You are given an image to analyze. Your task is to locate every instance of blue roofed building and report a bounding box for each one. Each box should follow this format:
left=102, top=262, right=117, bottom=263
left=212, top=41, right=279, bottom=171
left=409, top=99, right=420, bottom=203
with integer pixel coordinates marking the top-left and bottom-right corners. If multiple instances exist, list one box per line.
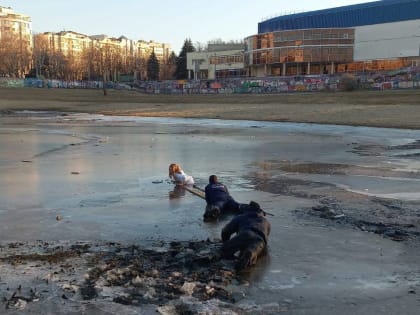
left=245, top=0, right=420, bottom=76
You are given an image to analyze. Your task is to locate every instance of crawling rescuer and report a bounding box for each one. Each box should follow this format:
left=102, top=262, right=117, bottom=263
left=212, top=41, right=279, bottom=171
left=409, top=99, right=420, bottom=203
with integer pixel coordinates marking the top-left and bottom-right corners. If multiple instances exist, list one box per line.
left=204, top=175, right=241, bottom=220
left=221, top=201, right=271, bottom=271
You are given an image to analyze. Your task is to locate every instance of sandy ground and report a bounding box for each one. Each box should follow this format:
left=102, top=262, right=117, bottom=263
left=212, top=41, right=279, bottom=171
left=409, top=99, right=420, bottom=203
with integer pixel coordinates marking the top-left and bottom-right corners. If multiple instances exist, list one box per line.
left=1, top=90, right=420, bottom=314
left=0, top=87, right=420, bottom=129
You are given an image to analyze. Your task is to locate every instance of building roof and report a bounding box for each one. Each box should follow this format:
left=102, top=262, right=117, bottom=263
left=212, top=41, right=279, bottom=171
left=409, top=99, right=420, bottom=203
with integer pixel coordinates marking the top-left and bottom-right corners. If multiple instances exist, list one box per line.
left=258, top=0, right=420, bottom=33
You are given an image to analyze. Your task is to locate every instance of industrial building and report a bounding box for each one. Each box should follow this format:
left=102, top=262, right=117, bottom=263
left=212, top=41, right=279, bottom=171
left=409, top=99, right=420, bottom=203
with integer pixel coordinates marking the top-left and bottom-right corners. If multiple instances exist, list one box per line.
left=245, top=0, right=420, bottom=76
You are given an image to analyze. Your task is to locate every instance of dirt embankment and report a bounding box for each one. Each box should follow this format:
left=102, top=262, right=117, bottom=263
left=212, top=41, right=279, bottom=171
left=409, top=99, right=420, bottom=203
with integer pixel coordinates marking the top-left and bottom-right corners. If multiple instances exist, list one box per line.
left=1, top=87, right=420, bottom=129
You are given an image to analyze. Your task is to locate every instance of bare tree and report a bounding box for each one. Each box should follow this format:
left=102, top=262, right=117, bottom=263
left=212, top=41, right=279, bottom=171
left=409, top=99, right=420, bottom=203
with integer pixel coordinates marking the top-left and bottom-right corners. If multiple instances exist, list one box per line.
left=160, top=51, right=177, bottom=80
left=47, top=52, right=68, bottom=79
left=101, top=43, right=122, bottom=81
left=0, top=33, right=31, bottom=77
left=195, top=41, right=207, bottom=52
left=80, top=46, right=95, bottom=80
left=33, top=34, right=50, bottom=78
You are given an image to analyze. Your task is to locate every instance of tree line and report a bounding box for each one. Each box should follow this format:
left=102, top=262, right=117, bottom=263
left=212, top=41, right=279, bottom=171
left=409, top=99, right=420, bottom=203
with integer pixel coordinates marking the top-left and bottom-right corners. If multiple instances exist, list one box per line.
left=0, top=37, right=196, bottom=81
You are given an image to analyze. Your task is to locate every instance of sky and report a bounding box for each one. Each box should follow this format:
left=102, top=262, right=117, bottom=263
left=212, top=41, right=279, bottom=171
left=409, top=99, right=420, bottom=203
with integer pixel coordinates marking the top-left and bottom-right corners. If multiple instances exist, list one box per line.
left=1, top=0, right=375, bottom=54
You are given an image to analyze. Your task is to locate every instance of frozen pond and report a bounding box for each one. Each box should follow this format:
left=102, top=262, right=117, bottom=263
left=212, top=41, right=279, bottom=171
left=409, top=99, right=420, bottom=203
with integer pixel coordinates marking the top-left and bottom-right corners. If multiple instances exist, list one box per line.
left=1, top=112, right=419, bottom=314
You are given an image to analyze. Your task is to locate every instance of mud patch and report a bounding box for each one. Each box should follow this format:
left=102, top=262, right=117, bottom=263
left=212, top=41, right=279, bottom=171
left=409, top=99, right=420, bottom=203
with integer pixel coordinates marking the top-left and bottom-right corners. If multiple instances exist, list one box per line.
left=0, top=240, right=263, bottom=314
left=248, top=166, right=420, bottom=242
left=79, top=195, right=123, bottom=207
left=0, top=243, right=90, bottom=265
left=254, top=160, right=420, bottom=179
left=394, top=152, right=420, bottom=158
left=303, top=200, right=420, bottom=242
left=251, top=175, right=333, bottom=199
left=350, top=139, right=420, bottom=157
left=349, top=143, right=389, bottom=156
left=81, top=240, right=237, bottom=305
left=390, top=140, right=420, bottom=151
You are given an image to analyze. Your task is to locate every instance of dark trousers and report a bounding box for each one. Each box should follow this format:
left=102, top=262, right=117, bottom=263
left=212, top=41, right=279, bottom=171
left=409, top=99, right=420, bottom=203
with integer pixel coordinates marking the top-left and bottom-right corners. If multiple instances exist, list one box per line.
left=221, top=230, right=266, bottom=267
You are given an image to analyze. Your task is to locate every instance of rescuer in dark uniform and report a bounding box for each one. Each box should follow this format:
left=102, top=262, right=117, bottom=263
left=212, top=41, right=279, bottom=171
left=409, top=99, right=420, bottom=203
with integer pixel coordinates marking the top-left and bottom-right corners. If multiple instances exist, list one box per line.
left=203, top=175, right=241, bottom=221
left=221, top=201, right=271, bottom=271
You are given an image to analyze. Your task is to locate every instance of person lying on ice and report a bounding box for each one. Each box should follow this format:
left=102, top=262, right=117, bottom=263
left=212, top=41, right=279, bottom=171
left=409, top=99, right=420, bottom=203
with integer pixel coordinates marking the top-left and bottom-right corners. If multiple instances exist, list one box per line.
left=221, top=201, right=271, bottom=271
left=203, top=175, right=241, bottom=221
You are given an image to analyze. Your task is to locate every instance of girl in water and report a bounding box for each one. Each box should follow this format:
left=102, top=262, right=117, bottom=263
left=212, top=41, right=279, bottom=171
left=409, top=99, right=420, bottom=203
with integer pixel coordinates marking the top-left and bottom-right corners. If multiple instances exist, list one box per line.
left=168, top=163, right=195, bottom=185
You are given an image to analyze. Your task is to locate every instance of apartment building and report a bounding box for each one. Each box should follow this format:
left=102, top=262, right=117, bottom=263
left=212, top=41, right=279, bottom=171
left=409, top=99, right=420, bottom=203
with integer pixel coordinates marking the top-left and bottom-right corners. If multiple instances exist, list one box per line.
left=32, top=31, right=173, bottom=80
left=0, top=6, right=32, bottom=76
left=137, top=40, right=171, bottom=63
left=36, top=32, right=170, bottom=63
left=0, top=6, right=32, bottom=45
left=36, top=31, right=91, bottom=57
left=1, top=5, right=174, bottom=80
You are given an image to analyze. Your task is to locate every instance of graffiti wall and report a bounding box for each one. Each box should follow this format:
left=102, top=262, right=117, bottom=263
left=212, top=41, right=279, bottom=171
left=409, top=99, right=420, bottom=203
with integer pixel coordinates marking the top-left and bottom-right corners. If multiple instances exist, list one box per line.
left=0, top=69, right=419, bottom=94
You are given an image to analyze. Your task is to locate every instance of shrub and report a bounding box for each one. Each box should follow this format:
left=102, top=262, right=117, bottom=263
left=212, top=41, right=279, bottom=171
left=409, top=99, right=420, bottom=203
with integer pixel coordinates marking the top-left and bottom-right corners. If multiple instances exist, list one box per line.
left=340, top=74, right=358, bottom=91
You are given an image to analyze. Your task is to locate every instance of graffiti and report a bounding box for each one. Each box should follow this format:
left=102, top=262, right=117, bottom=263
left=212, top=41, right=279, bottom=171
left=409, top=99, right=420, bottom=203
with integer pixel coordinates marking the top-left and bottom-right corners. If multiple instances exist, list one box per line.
left=0, top=69, right=419, bottom=94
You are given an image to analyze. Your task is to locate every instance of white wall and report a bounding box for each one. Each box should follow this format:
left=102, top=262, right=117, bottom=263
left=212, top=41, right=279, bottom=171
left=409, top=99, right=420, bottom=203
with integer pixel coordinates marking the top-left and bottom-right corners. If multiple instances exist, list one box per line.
left=187, top=50, right=244, bottom=79
left=354, top=19, right=420, bottom=61
left=187, top=52, right=212, bottom=70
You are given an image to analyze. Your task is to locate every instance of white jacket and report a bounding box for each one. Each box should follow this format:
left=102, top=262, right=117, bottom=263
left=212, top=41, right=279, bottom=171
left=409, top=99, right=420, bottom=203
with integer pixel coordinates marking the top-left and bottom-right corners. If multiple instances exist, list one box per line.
left=173, top=171, right=194, bottom=185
